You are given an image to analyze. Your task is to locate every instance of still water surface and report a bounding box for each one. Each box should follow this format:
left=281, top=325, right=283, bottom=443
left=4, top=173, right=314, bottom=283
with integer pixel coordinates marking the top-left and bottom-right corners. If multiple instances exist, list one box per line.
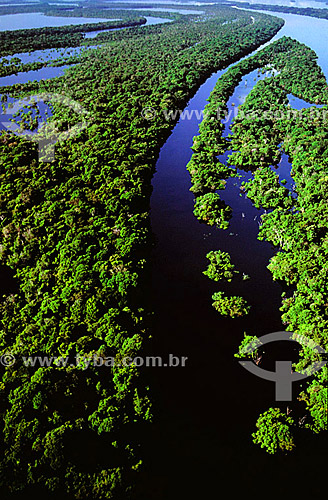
left=0, top=12, right=112, bottom=31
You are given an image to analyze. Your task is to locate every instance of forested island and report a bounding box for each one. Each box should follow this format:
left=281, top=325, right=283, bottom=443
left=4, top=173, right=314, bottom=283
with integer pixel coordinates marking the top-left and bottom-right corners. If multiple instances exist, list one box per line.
left=0, top=19, right=148, bottom=58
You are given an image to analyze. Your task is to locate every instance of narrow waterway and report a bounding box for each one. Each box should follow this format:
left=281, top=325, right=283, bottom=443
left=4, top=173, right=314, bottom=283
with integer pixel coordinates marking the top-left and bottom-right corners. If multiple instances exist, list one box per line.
left=148, top=10, right=328, bottom=499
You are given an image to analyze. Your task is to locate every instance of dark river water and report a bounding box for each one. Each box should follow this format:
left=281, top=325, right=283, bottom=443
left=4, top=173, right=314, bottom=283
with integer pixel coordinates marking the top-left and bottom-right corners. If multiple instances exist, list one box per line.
left=148, top=10, right=328, bottom=499
left=0, top=7, right=327, bottom=498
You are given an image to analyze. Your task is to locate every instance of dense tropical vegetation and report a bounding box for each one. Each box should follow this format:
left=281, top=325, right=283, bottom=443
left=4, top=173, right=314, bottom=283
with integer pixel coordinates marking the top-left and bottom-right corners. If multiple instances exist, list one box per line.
left=0, top=6, right=285, bottom=498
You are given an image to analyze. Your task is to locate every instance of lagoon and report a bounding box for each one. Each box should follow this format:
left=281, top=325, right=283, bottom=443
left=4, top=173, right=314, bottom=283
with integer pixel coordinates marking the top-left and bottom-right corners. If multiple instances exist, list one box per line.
left=0, top=12, right=110, bottom=31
